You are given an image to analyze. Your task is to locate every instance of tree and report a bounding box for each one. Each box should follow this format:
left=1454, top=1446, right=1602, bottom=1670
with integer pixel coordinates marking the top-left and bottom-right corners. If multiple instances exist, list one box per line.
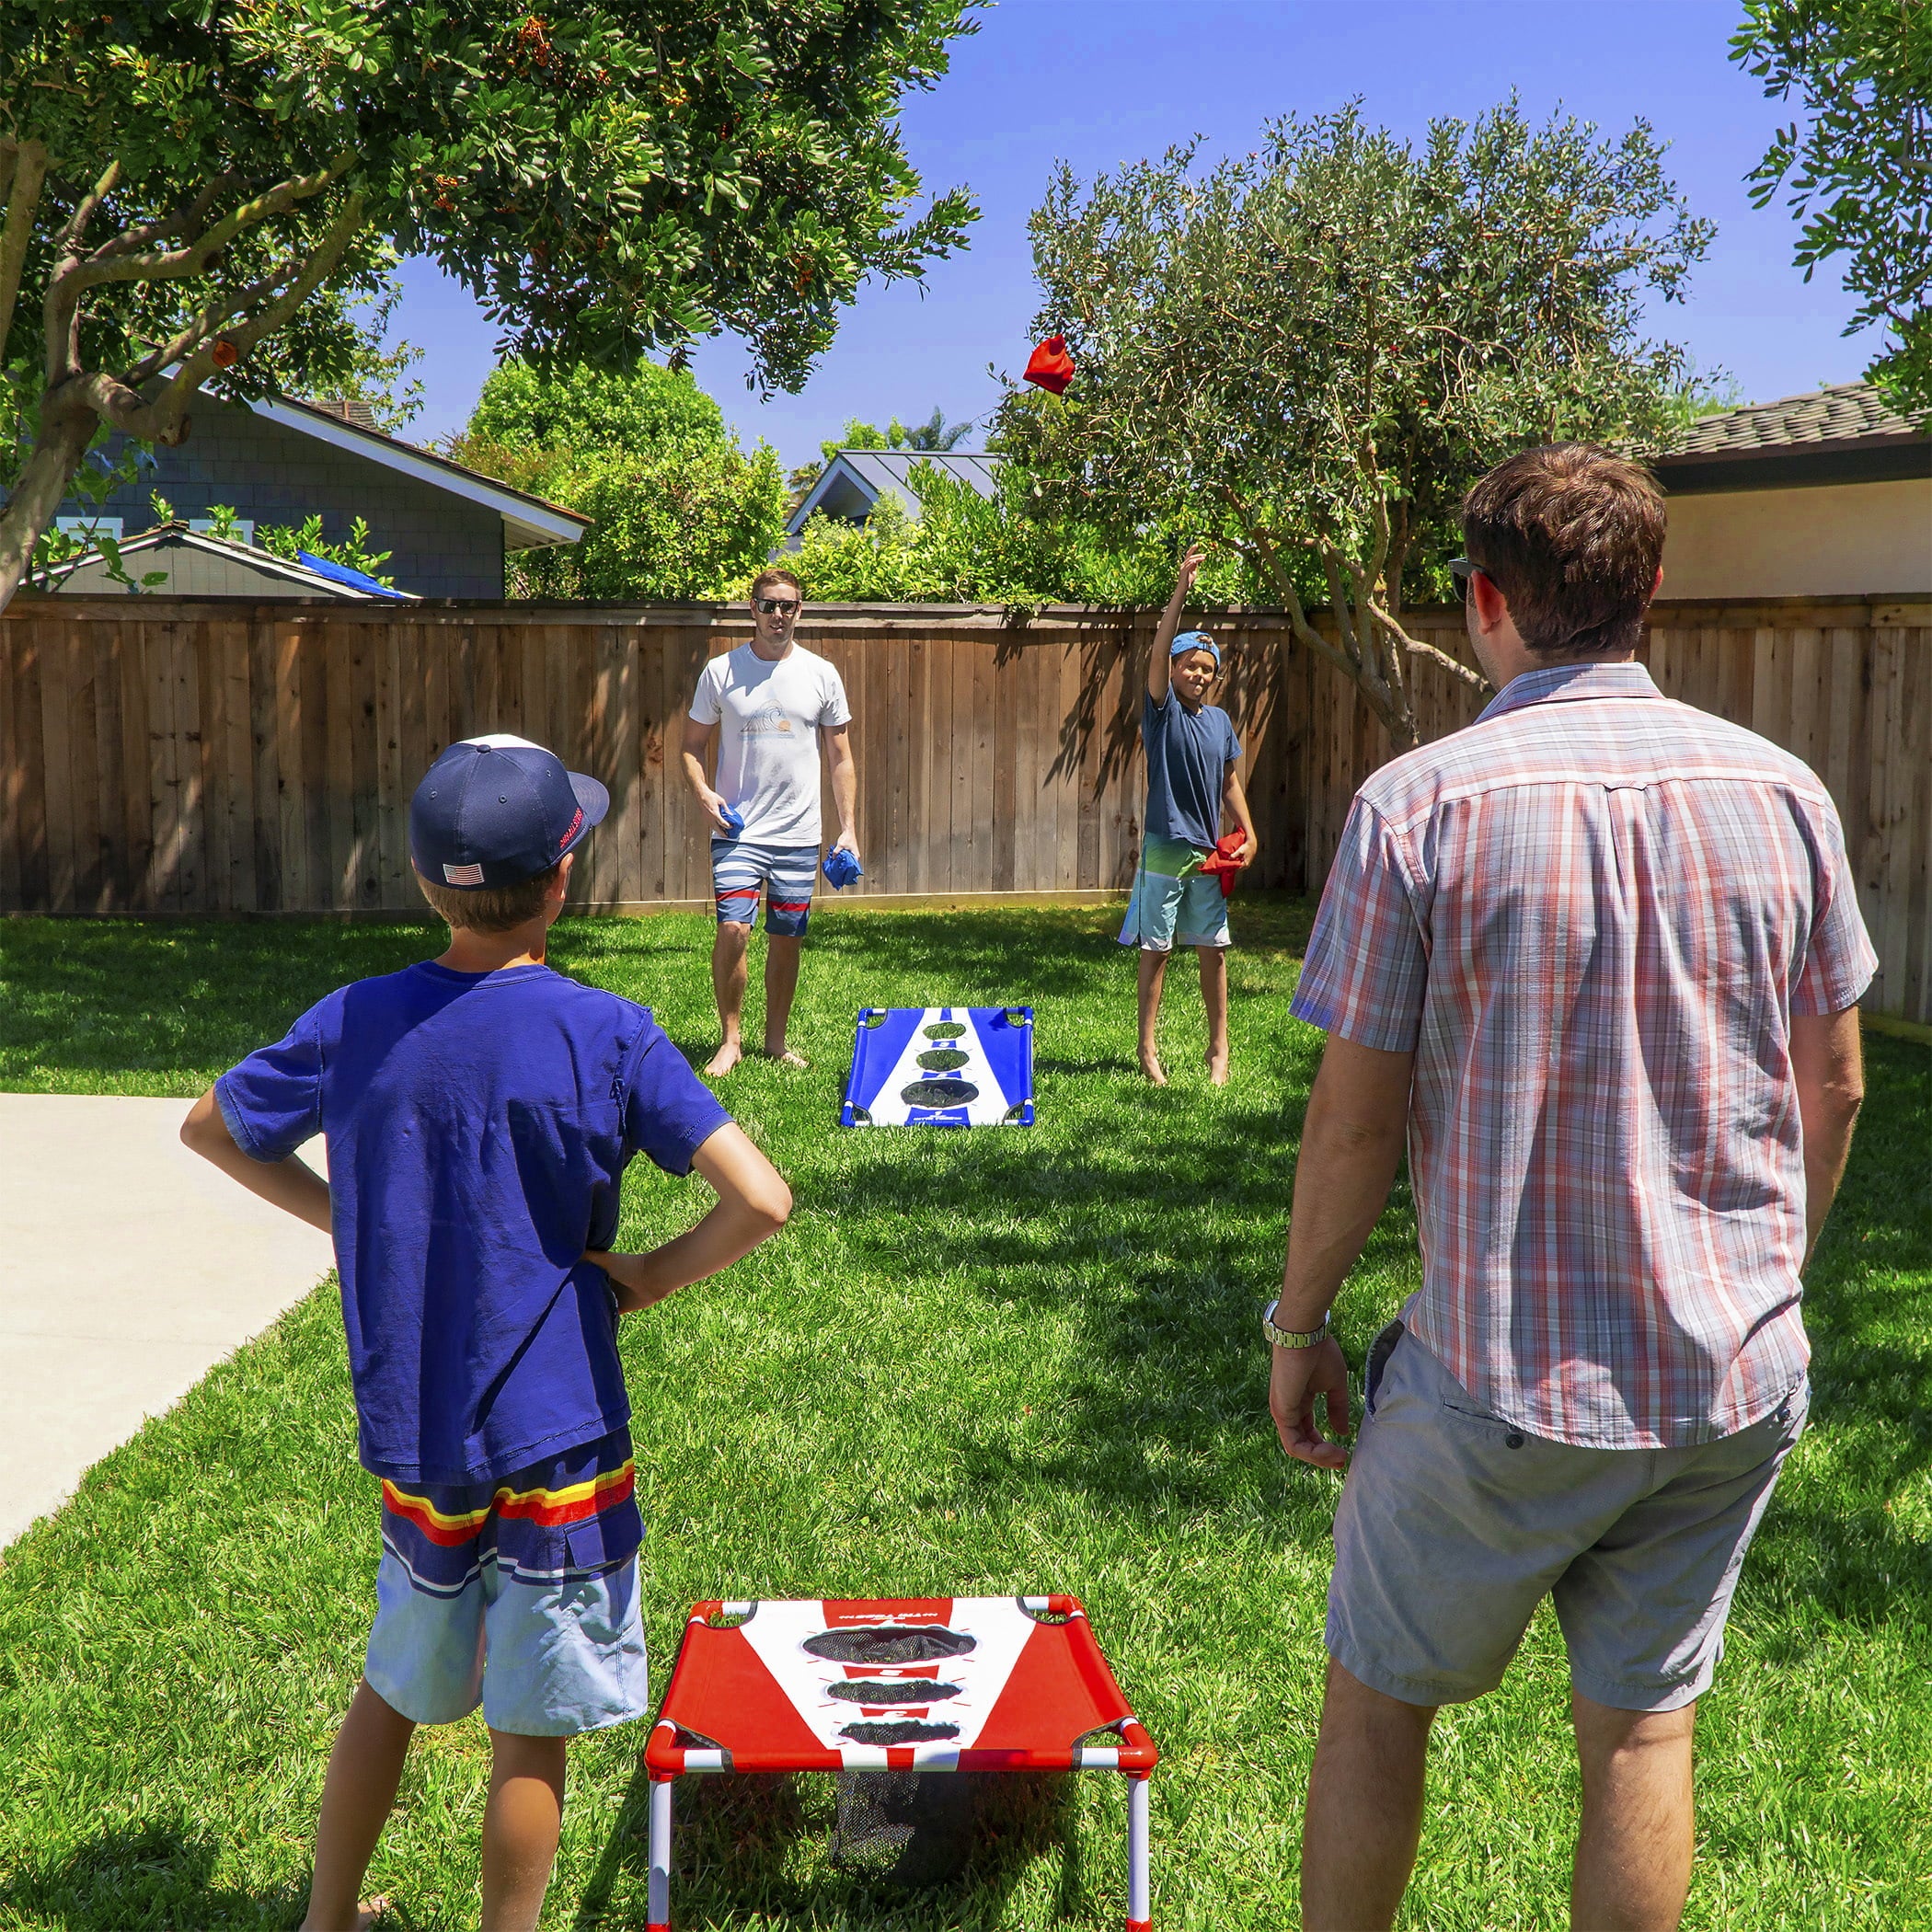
left=788, top=459, right=1257, bottom=604
left=0, top=0, right=981, bottom=612
left=1732, top=0, right=1932, bottom=420
left=449, top=356, right=787, bottom=599
left=995, top=100, right=1713, bottom=750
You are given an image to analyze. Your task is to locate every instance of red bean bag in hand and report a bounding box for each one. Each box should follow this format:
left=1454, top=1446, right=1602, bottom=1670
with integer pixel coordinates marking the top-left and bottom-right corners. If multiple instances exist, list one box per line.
left=1023, top=334, right=1075, bottom=396
left=1200, top=833, right=1248, bottom=897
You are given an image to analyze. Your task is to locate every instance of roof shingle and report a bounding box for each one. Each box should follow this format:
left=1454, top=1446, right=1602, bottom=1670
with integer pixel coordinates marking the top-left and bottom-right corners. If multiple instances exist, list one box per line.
left=1665, top=381, right=1918, bottom=455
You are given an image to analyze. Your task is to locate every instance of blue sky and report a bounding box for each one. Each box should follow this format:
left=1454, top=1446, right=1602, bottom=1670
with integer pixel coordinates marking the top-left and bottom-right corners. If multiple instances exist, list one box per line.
left=391, top=0, right=1880, bottom=465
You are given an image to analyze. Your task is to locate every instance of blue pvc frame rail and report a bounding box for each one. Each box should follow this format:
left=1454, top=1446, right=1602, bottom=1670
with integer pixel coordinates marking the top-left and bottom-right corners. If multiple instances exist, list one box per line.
left=840, top=1006, right=1035, bottom=1127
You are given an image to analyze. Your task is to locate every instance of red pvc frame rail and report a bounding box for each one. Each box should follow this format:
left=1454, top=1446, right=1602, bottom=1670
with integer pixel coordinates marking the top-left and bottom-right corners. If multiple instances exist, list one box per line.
left=641, top=1593, right=1156, bottom=1929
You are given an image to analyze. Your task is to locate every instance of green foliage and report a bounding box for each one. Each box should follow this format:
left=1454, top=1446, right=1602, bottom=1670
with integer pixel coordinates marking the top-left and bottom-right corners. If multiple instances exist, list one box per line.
left=788, top=460, right=1258, bottom=605
left=995, top=98, right=1713, bottom=746
left=508, top=441, right=788, bottom=602
left=146, top=493, right=397, bottom=587
left=450, top=355, right=786, bottom=600
left=1732, top=0, right=1932, bottom=421
left=21, top=438, right=159, bottom=590
left=466, top=357, right=726, bottom=457
left=0, top=0, right=983, bottom=606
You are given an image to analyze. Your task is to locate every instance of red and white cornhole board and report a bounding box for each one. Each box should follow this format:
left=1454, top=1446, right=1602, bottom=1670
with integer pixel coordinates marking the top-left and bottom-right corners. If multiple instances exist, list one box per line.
left=644, top=1593, right=1158, bottom=1929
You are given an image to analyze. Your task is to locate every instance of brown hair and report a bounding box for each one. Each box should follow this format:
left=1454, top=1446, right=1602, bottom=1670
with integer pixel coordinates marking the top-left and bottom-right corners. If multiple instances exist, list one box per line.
left=414, top=861, right=562, bottom=933
left=1461, top=445, right=1665, bottom=657
left=751, top=564, right=801, bottom=599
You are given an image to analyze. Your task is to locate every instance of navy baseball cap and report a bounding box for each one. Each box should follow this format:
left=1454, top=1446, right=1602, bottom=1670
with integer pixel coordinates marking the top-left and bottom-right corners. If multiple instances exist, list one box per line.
left=409, top=734, right=608, bottom=890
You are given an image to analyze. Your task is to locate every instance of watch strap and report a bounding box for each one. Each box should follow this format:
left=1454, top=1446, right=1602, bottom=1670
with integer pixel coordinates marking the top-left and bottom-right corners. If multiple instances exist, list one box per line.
left=1263, top=1297, right=1330, bottom=1350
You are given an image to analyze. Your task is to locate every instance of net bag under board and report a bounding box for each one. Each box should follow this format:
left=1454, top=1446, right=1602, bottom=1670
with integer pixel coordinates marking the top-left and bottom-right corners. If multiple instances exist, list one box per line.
left=841, top=1006, right=1035, bottom=1127
left=643, top=1594, right=1157, bottom=1929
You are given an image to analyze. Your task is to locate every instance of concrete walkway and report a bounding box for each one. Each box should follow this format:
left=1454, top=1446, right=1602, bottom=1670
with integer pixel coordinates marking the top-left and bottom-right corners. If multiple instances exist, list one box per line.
left=0, top=1094, right=331, bottom=1549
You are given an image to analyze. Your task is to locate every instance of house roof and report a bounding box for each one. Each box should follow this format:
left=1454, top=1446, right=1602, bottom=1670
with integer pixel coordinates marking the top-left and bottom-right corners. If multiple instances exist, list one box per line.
left=1653, top=382, right=1929, bottom=493
left=44, top=522, right=422, bottom=601
left=257, top=396, right=592, bottom=550
left=786, top=449, right=1006, bottom=537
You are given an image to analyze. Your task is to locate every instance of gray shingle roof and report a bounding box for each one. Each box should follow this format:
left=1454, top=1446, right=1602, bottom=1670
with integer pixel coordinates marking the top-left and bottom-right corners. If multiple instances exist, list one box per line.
left=786, top=449, right=1006, bottom=537
left=1666, top=381, right=1917, bottom=455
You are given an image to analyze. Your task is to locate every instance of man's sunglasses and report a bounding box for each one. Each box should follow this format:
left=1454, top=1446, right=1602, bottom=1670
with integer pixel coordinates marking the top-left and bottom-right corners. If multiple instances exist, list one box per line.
left=1448, top=557, right=1484, bottom=599
left=753, top=595, right=799, bottom=615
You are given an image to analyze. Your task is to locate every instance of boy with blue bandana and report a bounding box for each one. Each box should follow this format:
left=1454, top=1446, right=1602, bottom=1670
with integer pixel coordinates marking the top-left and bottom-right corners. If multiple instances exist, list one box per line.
left=1120, top=546, right=1257, bottom=1086
left=181, top=734, right=791, bottom=1932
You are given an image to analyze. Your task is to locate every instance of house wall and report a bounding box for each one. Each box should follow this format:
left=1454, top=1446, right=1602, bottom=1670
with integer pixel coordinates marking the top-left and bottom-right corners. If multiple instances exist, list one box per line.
left=53, top=402, right=506, bottom=597
left=1662, top=477, right=1932, bottom=599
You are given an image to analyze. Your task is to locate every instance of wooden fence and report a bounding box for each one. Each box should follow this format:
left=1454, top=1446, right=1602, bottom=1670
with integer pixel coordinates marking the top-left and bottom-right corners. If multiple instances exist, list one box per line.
left=3, top=592, right=1927, bottom=1023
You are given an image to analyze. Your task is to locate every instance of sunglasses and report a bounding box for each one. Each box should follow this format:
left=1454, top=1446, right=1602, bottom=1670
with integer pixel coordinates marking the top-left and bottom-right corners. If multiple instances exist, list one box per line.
left=1448, top=557, right=1484, bottom=599
left=753, top=596, right=799, bottom=615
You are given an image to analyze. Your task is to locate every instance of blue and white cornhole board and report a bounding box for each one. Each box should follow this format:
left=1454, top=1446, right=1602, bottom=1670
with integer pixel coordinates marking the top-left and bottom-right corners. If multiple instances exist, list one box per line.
left=841, top=1006, right=1035, bottom=1127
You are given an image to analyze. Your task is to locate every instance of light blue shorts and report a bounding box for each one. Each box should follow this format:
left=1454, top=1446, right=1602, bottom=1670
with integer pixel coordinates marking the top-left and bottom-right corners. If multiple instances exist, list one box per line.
left=365, top=1430, right=650, bottom=1737
left=712, top=837, right=817, bottom=937
left=1117, top=834, right=1231, bottom=952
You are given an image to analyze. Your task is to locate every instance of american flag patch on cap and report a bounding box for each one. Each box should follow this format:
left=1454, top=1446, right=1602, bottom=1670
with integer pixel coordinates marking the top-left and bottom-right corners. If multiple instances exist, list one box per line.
left=443, top=861, right=485, bottom=885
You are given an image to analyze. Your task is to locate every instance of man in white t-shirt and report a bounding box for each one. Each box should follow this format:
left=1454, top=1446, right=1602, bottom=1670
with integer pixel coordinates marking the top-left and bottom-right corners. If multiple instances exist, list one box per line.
left=682, top=565, right=857, bottom=1076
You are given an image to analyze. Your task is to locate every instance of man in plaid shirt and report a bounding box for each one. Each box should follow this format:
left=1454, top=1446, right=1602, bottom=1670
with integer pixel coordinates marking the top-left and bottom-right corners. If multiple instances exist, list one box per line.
left=1269, top=446, right=1873, bottom=1932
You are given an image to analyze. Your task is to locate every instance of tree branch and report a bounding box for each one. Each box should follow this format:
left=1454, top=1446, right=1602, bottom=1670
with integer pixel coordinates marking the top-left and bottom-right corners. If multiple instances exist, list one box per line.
left=81, top=192, right=367, bottom=440
left=0, top=138, right=47, bottom=363
left=61, top=155, right=352, bottom=296
left=1368, top=599, right=1491, bottom=690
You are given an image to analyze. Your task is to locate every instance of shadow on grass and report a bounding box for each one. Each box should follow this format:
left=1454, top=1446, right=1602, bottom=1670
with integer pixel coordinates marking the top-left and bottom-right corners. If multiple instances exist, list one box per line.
left=572, top=1761, right=1085, bottom=1930
left=0, top=1819, right=305, bottom=1931
left=1745, top=1034, right=1932, bottom=1635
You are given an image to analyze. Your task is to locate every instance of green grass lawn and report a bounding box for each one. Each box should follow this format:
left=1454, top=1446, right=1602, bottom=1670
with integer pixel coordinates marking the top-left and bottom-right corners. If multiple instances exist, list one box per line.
left=0, top=903, right=1927, bottom=1930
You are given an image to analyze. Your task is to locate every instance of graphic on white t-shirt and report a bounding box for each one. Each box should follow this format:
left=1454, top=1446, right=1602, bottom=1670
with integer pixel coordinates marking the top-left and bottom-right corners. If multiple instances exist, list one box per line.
left=689, top=643, right=850, bottom=846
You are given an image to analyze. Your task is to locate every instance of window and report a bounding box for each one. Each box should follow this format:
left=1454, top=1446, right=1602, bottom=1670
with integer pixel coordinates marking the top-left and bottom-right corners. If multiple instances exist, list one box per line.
left=56, top=516, right=121, bottom=543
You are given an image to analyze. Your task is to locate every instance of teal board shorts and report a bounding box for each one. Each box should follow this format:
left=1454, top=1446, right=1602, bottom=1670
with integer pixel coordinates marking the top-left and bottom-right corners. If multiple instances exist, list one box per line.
left=1118, top=834, right=1231, bottom=952
left=365, top=1428, right=650, bottom=1737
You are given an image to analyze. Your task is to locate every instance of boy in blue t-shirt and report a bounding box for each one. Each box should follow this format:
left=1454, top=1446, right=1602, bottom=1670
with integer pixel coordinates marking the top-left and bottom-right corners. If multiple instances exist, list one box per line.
left=182, top=733, right=790, bottom=1932
left=1119, top=545, right=1257, bottom=1087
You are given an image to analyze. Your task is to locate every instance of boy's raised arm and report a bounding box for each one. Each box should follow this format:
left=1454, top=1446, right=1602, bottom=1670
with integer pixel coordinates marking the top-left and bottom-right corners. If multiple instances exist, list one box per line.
left=585, top=1121, right=791, bottom=1314
left=180, top=1086, right=333, bottom=1235
left=1148, top=545, right=1205, bottom=704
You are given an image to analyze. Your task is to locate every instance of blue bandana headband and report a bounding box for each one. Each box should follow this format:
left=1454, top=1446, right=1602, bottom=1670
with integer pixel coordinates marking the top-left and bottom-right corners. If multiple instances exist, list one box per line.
left=1170, top=631, right=1220, bottom=669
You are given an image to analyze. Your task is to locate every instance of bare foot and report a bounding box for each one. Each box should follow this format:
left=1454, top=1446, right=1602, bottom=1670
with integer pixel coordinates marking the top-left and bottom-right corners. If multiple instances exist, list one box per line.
left=1139, top=1051, right=1167, bottom=1087
left=1207, top=1053, right=1231, bottom=1087
left=763, top=1046, right=809, bottom=1070
left=703, top=1040, right=743, bottom=1077
left=303, top=1899, right=390, bottom=1932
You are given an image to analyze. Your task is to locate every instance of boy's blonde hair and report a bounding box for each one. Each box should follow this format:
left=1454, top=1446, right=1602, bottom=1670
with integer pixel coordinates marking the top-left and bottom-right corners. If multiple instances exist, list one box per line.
left=414, top=861, right=563, bottom=933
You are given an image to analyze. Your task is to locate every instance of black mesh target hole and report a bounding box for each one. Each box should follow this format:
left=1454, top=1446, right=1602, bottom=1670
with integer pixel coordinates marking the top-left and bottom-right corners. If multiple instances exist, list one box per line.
left=899, top=1078, right=978, bottom=1107
left=916, top=1048, right=970, bottom=1072
left=825, top=1679, right=962, bottom=1705
left=803, top=1626, right=977, bottom=1665
left=922, top=1021, right=967, bottom=1040
left=840, top=1719, right=960, bottom=1746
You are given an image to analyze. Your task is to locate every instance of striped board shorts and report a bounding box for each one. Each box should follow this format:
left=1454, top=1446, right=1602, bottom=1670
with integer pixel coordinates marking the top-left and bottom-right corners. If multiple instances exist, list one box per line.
left=365, top=1427, right=650, bottom=1737
left=711, top=837, right=818, bottom=937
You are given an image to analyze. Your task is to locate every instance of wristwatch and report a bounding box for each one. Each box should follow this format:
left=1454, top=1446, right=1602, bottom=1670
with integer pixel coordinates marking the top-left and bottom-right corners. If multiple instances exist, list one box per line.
left=1263, top=1297, right=1330, bottom=1350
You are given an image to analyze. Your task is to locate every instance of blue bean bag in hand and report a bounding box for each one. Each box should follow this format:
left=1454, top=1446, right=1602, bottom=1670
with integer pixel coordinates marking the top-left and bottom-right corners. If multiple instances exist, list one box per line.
left=822, top=846, right=863, bottom=890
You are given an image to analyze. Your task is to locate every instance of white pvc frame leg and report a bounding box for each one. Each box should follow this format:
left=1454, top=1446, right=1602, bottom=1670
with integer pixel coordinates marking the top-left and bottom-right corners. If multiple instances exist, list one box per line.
left=1126, top=1772, right=1151, bottom=1930
left=647, top=1776, right=674, bottom=1932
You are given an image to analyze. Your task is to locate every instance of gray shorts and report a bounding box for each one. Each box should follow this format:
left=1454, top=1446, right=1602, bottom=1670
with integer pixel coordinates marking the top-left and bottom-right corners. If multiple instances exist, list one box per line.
left=1328, top=1323, right=1807, bottom=1712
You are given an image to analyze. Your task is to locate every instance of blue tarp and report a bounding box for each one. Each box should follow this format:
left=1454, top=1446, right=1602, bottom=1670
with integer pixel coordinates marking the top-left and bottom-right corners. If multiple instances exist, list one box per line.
left=295, top=550, right=408, bottom=599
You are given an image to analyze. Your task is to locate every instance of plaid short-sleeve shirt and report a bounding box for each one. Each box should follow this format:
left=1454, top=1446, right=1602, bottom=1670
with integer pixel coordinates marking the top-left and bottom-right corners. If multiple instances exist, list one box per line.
left=1291, top=661, right=1876, bottom=1448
